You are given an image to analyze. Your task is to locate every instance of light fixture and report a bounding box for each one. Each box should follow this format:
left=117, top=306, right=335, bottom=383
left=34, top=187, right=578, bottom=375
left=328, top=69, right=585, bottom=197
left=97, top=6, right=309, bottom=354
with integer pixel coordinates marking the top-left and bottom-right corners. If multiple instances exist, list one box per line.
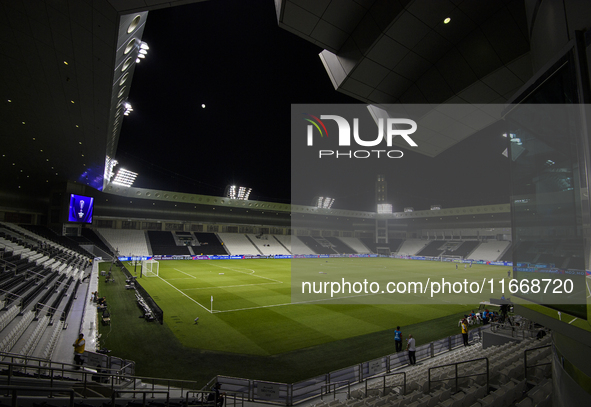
left=444, top=17, right=451, bottom=24
left=225, top=185, right=252, bottom=200
left=377, top=203, right=392, bottom=214
left=112, top=168, right=138, bottom=187
left=123, top=102, right=133, bottom=116
left=313, top=196, right=335, bottom=209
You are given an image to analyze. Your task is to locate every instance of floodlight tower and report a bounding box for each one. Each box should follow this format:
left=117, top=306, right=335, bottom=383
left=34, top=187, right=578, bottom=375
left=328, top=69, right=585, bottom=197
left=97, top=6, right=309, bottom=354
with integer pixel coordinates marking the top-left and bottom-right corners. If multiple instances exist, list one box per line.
left=375, top=174, right=391, bottom=250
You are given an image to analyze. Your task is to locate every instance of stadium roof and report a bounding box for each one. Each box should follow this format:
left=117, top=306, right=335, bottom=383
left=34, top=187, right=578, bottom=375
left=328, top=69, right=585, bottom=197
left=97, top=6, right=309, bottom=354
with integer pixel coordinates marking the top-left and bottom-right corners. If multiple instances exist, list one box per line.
left=0, top=0, right=517, bottom=210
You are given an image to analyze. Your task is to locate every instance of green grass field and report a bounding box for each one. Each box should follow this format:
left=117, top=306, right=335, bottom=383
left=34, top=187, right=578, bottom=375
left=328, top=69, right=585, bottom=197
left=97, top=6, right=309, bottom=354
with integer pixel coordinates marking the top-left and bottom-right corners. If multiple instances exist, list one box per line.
left=97, top=258, right=507, bottom=383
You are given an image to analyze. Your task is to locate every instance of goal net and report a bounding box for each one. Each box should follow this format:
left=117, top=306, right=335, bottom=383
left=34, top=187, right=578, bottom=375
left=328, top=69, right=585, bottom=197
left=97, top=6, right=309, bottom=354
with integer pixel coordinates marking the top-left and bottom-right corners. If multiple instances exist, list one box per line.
left=142, top=259, right=159, bottom=277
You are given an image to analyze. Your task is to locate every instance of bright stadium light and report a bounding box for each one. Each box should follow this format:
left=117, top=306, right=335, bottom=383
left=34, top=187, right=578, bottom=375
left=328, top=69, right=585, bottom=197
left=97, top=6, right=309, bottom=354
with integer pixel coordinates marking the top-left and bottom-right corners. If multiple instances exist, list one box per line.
left=431, top=205, right=442, bottom=210
left=225, top=185, right=252, bottom=200
left=313, top=196, right=335, bottom=209
left=123, top=102, right=133, bottom=116
left=112, top=168, right=138, bottom=187
left=404, top=207, right=414, bottom=213
left=377, top=203, right=392, bottom=214
left=105, top=157, right=118, bottom=183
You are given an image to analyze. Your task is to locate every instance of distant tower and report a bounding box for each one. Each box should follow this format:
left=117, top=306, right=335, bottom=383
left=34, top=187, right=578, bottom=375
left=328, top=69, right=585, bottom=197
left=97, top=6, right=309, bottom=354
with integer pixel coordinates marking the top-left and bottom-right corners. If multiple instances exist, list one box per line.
left=375, top=174, right=389, bottom=247
left=376, top=174, right=387, bottom=206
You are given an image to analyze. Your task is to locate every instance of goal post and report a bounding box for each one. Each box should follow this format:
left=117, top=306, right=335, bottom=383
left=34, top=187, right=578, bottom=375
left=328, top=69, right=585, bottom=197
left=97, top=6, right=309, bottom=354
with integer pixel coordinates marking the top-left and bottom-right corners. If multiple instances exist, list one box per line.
left=142, top=259, right=159, bottom=277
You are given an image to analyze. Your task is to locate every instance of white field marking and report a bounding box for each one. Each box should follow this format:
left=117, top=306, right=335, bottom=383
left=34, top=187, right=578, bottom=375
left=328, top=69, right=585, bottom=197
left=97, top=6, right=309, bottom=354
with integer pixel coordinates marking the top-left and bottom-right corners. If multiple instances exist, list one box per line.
left=164, top=278, right=199, bottom=281
left=587, top=278, right=591, bottom=297
left=210, top=264, right=283, bottom=283
left=183, top=282, right=282, bottom=291
left=211, top=291, right=383, bottom=314
left=174, top=268, right=196, bottom=279
left=156, top=276, right=211, bottom=313
left=568, top=318, right=578, bottom=325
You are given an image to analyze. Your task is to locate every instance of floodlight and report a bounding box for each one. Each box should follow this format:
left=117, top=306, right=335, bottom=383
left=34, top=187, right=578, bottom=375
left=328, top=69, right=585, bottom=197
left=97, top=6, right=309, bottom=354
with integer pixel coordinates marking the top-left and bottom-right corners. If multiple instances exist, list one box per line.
left=104, top=157, right=118, bottom=182
left=430, top=205, right=442, bottom=210
left=377, top=203, right=392, bottom=214
left=140, top=42, right=149, bottom=50
left=312, top=196, right=335, bottom=209
left=404, top=207, right=414, bottom=213
left=123, top=102, right=133, bottom=116
left=112, top=168, right=138, bottom=187
left=225, top=185, right=252, bottom=200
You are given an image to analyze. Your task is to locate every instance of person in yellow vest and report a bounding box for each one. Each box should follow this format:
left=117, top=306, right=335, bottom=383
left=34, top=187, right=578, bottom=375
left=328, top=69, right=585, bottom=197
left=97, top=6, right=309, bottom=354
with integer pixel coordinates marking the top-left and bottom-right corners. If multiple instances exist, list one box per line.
left=461, top=318, right=469, bottom=347
left=73, top=333, right=85, bottom=369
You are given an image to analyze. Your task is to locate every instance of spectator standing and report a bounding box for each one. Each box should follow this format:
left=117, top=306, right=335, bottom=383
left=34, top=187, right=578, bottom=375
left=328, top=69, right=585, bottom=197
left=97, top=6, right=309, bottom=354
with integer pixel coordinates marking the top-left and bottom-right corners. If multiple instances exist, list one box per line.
left=394, top=326, right=402, bottom=352
left=406, top=334, right=416, bottom=365
left=73, top=333, right=85, bottom=369
left=461, top=318, right=469, bottom=346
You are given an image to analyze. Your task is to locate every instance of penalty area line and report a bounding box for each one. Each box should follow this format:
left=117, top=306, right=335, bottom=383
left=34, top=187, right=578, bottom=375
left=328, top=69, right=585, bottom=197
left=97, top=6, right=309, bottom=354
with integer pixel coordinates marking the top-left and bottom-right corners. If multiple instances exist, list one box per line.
left=183, top=282, right=283, bottom=291
left=211, top=291, right=382, bottom=314
left=210, top=264, right=283, bottom=284
left=174, top=268, right=196, bottom=279
left=156, top=276, right=211, bottom=313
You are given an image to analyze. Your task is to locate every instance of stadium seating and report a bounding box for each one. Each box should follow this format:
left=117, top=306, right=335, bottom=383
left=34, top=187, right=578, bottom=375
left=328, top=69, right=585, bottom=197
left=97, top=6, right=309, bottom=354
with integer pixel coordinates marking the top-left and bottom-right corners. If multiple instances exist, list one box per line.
left=296, top=236, right=338, bottom=255
left=246, top=234, right=291, bottom=255
left=218, top=233, right=261, bottom=255
left=446, top=241, right=480, bottom=258
left=416, top=241, right=448, bottom=257
left=97, top=228, right=150, bottom=257
left=397, top=240, right=429, bottom=256
left=324, top=237, right=355, bottom=254
left=147, top=231, right=191, bottom=255
left=339, top=237, right=371, bottom=254
left=193, top=233, right=228, bottom=255
left=469, top=240, right=511, bottom=262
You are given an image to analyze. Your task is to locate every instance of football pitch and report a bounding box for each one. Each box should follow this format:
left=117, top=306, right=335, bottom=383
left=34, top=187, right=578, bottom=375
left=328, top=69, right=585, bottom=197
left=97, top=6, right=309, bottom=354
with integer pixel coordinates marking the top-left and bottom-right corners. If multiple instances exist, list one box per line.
left=133, top=258, right=508, bottom=356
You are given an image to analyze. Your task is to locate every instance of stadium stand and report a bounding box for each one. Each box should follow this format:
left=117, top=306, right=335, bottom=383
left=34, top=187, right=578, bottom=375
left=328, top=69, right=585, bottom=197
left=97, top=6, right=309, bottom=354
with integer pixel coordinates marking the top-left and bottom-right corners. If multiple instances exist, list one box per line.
left=416, top=241, right=448, bottom=257
left=469, top=240, right=511, bottom=262
left=247, top=234, right=291, bottom=255
left=339, top=237, right=371, bottom=254
left=81, top=228, right=115, bottom=258
left=147, top=231, right=191, bottom=255
left=396, top=240, right=429, bottom=256
left=97, top=228, right=150, bottom=257
left=324, top=237, right=355, bottom=254
left=273, top=235, right=292, bottom=253
left=296, top=236, right=338, bottom=255
left=217, top=233, right=261, bottom=255
left=446, top=240, right=480, bottom=259
left=193, top=233, right=228, bottom=255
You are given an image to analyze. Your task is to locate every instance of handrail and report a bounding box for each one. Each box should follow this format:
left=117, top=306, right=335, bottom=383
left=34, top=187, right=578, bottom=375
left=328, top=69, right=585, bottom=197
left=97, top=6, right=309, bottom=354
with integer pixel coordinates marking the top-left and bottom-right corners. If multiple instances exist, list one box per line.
left=113, top=390, right=170, bottom=407
left=524, top=344, right=551, bottom=381
left=186, top=390, right=246, bottom=407
left=0, top=385, right=75, bottom=407
left=0, top=358, right=202, bottom=400
left=428, top=357, right=489, bottom=393
left=319, top=380, right=350, bottom=400
left=363, top=371, right=406, bottom=397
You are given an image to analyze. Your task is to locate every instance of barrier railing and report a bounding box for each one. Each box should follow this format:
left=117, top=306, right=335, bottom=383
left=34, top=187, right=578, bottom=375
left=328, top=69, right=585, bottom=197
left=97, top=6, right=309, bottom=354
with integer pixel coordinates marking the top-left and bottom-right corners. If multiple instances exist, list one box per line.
left=0, top=358, right=202, bottom=401
left=427, top=357, right=489, bottom=393
left=185, top=390, right=246, bottom=407
left=214, top=326, right=488, bottom=405
left=319, top=380, right=351, bottom=401
left=0, top=385, right=75, bottom=407
left=524, top=344, right=552, bottom=381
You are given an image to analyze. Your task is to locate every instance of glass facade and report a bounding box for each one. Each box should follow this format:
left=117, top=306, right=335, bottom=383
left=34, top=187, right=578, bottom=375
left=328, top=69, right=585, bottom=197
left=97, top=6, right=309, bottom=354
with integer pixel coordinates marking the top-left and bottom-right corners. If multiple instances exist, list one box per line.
left=506, top=55, right=589, bottom=317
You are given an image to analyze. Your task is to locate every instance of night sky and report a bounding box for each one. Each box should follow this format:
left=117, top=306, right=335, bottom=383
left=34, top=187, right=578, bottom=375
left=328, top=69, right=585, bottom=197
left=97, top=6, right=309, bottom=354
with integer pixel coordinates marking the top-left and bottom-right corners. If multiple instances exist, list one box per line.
left=117, top=0, right=511, bottom=212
